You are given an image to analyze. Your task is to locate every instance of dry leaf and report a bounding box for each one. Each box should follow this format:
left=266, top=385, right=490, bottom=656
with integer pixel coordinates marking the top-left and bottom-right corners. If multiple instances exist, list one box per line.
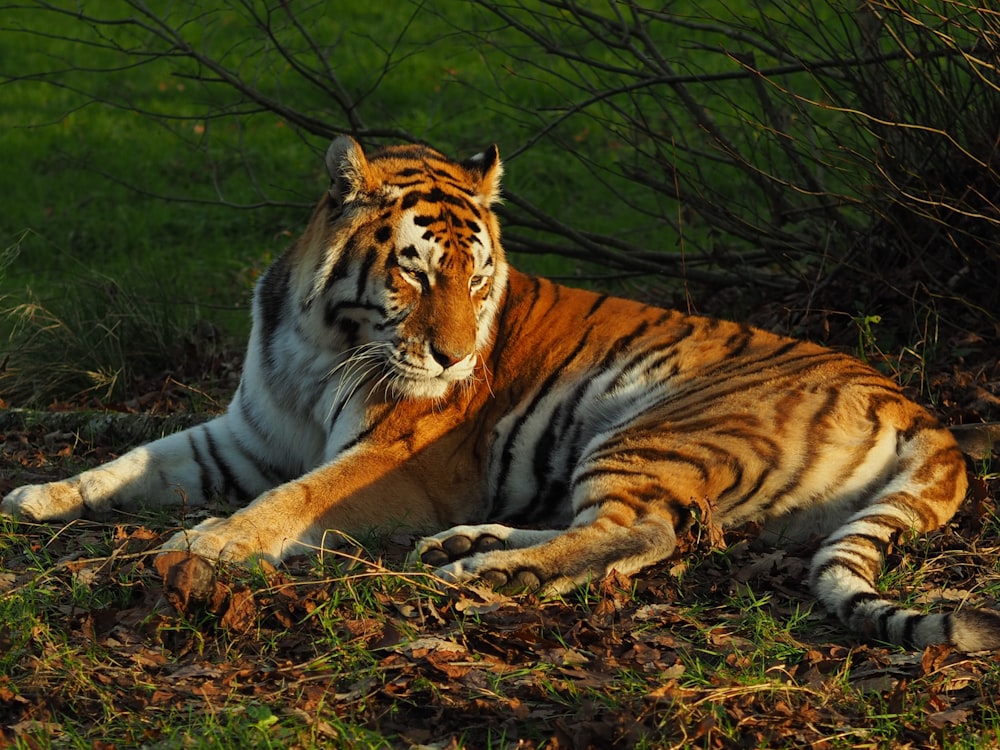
left=219, top=587, right=257, bottom=632
left=154, top=551, right=217, bottom=610
left=925, top=708, right=970, bottom=728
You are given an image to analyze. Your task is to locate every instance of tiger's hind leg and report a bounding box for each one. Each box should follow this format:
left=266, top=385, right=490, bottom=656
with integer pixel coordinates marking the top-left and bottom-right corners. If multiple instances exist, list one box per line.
left=810, top=485, right=1000, bottom=651
left=809, top=422, right=1000, bottom=651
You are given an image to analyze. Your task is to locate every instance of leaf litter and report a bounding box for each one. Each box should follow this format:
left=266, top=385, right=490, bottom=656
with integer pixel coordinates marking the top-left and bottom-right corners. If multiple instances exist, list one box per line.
left=3, top=390, right=1000, bottom=747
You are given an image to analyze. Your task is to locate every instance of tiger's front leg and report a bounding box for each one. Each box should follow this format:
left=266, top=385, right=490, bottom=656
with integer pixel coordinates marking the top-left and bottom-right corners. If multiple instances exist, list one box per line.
left=161, top=441, right=473, bottom=565
left=1, top=416, right=273, bottom=522
left=415, top=432, right=709, bottom=593
left=416, top=503, right=681, bottom=594
left=160, top=479, right=326, bottom=563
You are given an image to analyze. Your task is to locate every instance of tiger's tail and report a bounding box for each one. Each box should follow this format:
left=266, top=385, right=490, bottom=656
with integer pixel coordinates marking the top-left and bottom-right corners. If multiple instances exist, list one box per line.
left=810, top=424, right=1000, bottom=651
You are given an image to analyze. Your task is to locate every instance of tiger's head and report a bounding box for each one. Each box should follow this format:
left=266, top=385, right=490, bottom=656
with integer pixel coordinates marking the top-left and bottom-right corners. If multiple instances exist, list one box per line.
left=296, top=136, right=507, bottom=400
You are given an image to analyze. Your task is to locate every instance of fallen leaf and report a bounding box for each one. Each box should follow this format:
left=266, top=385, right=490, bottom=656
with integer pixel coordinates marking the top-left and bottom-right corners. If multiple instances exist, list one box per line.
left=539, top=647, right=590, bottom=667
left=219, top=587, right=257, bottom=632
left=169, top=665, right=224, bottom=681
left=925, top=708, right=969, bottom=728
left=734, top=550, right=785, bottom=581
left=154, top=551, right=217, bottom=611
left=425, top=651, right=474, bottom=679
left=633, top=603, right=682, bottom=622
left=9, top=721, right=63, bottom=737
left=690, top=495, right=727, bottom=551
left=402, top=636, right=466, bottom=657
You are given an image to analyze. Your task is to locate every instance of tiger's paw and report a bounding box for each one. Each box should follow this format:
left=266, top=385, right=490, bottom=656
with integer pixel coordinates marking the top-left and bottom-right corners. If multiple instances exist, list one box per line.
left=160, top=516, right=276, bottom=564
left=413, top=524, right=509, bottom=568
left=1, top=481, right=85, bottom=522
left=433, top=550, right=579, bottom=595
left=437, top=554, right=543, bottom=592
left=413, top=523, right=560, bottom=567
left=415, top=524, right=574, bottom=595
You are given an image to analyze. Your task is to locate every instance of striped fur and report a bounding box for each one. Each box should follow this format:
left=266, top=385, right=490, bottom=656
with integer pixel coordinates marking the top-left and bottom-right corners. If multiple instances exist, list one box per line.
left=4, top=137, right=999, bottom=651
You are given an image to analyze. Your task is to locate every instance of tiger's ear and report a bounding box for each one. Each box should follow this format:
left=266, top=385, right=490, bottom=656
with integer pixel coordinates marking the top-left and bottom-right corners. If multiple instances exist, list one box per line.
left=326, top=136, right=376, bottom=206
left=462, top=145, right=503, bottom=206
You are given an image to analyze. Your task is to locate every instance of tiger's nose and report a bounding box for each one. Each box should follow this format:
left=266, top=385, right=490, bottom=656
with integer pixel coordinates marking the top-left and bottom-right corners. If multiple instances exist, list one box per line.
left=430, top=344, right=469, bottom=369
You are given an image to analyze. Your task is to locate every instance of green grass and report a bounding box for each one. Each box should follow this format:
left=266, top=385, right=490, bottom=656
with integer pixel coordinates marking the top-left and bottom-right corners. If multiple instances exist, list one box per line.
left=0, top=0, right=873, bottom=405
left=0, top=1, right=592, bottom=290
left=0, top=1, right=610, bottom=403
left=12, top=0, right=971, bottom=410
left=5, top=473, right=1000, bottom=748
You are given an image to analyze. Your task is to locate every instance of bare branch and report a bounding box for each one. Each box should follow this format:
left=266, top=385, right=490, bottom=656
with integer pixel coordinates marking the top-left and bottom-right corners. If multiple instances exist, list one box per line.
left=2, top=0, right=997, bottom=316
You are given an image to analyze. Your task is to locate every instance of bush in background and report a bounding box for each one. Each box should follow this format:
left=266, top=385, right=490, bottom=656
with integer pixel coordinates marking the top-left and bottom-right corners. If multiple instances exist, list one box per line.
left=1, top=0, right=997, bottom=404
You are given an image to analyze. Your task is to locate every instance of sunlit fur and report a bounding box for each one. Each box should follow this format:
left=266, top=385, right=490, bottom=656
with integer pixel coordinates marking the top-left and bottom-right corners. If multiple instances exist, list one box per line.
left=5, top=137, right=999, bottom=651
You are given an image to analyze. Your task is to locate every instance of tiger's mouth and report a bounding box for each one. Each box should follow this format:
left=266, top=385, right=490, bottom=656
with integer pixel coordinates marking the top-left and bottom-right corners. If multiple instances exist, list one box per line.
left=388, top=351, right=478, bottom=399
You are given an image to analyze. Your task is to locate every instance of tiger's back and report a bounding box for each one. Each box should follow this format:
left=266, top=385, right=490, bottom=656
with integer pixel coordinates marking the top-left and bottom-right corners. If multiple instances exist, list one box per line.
left=4, top=136, right=997, bottom=651
left=476, top=271, right=944, bottom=537
left=467, top=270, right=977, bottom=649
left=482, top=271, right=965, bottom=542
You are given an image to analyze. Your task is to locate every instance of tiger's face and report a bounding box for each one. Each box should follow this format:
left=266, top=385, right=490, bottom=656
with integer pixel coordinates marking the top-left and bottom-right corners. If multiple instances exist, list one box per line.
left=304, top=137, right=507, bottom=400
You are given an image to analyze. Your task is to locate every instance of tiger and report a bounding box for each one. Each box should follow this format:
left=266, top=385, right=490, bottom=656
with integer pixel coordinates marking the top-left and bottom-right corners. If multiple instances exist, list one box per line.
left=4, top=136, right=1000, bottom=651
